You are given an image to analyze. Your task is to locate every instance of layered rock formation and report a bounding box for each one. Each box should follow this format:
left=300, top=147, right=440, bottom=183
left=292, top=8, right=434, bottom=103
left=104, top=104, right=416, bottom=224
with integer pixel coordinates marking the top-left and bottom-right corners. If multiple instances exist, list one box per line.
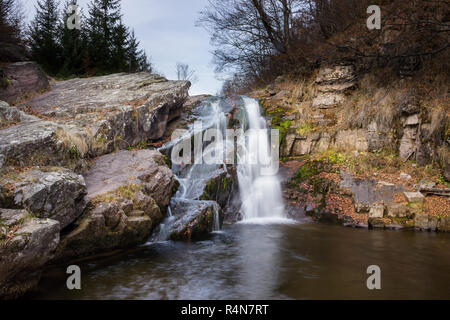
left=54, top=149, right=176, bottom=262
left=0, top=73, right=190, bottom=168
left=0, top=72, right=191, bottom=298
left=253, top=65, right=449, bottom=177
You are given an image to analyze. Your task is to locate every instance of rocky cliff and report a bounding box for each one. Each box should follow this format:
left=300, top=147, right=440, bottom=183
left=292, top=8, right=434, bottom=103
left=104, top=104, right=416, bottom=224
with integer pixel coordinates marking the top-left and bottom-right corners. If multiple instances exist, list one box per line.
left=0, top=72, right=191, bottom=299
left=251, top=62, right=449, bottom=232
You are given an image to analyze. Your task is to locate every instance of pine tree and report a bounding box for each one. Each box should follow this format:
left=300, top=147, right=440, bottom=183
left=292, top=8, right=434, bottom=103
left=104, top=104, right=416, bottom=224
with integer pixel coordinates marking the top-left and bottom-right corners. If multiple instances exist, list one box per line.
left=86, top=0, right=121, bottom=73
left=29, top=0, right=62, bottom=74
left=126, top=30, right=141, bottom=72
left=111, top=19, right=129, bottom=72
left=139, top=50, right=152, bottom=73
left=59, top=0, right=86, bottom=76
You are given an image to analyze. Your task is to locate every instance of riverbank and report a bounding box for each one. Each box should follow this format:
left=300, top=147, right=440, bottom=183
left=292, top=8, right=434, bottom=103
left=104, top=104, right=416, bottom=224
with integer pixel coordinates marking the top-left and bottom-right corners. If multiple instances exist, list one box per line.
left=280, top=155, right=450, bottom=232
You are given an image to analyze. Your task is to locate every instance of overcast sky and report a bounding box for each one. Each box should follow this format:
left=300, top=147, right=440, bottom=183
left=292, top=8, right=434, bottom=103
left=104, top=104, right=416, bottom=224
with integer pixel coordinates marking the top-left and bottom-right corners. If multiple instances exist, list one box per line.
left=23, top=0, right=223, bottom=95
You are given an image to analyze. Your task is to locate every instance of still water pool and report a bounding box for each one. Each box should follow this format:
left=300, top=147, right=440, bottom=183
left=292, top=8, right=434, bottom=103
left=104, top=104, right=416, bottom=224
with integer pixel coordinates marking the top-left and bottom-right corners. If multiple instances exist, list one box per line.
left=30, top=220, right=450, bottom=300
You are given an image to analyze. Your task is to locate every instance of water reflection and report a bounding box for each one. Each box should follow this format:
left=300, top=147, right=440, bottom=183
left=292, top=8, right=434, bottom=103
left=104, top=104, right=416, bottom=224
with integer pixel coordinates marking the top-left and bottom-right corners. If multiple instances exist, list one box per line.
left=30, top=222, right=450, bottom=300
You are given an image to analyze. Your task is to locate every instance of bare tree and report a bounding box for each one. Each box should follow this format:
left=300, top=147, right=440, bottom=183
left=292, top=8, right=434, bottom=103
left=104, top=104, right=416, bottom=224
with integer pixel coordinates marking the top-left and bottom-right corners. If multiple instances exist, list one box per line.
left=198, top=0, right=307, bottom=77
left=176, top=62, right=198, bottom=83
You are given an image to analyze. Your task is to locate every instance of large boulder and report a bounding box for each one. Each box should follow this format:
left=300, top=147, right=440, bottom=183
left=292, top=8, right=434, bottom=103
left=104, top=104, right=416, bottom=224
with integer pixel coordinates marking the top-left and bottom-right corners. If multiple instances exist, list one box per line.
left=0, top=73, right=190, bottom=168
left=0, top=73, right=190, bottom=167
left=0, top=62, right=49, bottom=103
left=168, top=199, right=223, bottom=241
left=0, top=167, right=87, bottom=229
left=0, top=209, right=60, bottom=299
left=54, top=149, right=176, bottom=261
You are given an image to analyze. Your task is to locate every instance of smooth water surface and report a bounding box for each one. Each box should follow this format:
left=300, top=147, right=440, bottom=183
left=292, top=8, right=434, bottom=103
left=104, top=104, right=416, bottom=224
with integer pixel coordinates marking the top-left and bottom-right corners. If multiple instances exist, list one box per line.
left=31, top=221, right=450, bottom=300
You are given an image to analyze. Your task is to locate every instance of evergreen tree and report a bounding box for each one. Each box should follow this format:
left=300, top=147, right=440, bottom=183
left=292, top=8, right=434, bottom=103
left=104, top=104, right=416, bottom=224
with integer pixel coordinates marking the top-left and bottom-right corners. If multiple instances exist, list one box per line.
left=111, top=19, right=129, bottom=72
left=86, top=0, right=121, bottom=73
left=126, top=30, right=142, bottom=72
left=139, top=50, right=152, bottom=73
left=29, top=0, right=62, bottom=74
left=59, top=0, right=86, bottom=76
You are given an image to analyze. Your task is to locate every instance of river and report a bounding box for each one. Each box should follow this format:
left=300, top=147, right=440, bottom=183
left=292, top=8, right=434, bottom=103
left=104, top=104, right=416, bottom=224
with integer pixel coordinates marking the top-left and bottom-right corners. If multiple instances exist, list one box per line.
left=31, top=220, right=450, bottom=300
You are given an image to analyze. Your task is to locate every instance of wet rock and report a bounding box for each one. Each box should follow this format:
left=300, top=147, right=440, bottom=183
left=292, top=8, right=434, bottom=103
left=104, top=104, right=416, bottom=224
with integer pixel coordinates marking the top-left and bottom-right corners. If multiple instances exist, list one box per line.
left=200, top=168, right=238, bottom=209
left=0, top=167, right=87, bottom=229
left=0, top=209, right=59, bottom=299
left=414, top=213, right=438, bottom=231
left=169, top=199, right=223, bottom=241
left=368, top=217, right=385, bottom=229
left=0, top=62, right=49, bottom=103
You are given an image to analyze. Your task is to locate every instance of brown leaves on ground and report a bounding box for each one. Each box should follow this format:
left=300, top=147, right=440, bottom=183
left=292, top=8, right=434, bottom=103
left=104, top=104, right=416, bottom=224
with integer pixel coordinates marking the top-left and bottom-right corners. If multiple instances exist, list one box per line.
left=425, top=196, right=450, bottom=218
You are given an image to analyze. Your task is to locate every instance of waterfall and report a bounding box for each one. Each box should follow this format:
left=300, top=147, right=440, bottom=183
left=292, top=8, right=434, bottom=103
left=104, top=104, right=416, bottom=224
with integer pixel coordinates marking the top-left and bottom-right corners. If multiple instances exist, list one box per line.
left=156, top=96, right=286, bottom=242
left=237, top=97, right=285, bottom=221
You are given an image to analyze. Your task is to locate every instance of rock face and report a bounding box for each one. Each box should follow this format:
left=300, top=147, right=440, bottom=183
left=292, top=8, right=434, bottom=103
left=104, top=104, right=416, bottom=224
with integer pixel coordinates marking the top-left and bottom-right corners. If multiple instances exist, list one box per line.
left=0, top=62, right=49, bottom=103
left=0, top=167, right=87, bottom=229
left=0, top=209, right=60, bottom=299
left=54, top=149, right=176, bottom=261
left=168, top=199, right=223, bottom=241
left=0, top=73, right=190, bottom=168
left=0, top=72, right=189, bottom=298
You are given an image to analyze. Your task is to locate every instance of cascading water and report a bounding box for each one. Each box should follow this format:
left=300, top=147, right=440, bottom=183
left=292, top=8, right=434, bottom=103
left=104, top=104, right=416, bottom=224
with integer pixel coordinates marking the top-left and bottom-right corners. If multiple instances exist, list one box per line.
left=237, top=97, right=285, bottom=221
left=155, top=96, right=286, bottom=241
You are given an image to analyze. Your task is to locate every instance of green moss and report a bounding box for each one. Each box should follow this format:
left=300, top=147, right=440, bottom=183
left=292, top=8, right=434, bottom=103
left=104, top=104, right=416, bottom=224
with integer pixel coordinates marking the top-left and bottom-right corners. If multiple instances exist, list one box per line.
left=292, top=161, right=319, bottom=182
left=67, top=145, right=81, bottom=160
left=273, top=119, right=291, bottom=144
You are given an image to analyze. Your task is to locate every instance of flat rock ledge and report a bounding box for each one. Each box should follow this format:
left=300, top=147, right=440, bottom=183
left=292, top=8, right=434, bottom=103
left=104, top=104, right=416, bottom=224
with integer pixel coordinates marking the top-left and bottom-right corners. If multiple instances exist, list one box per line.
left=54, top=149, right=176, bottom=262
left=0, top=73, right=190, bottom=168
